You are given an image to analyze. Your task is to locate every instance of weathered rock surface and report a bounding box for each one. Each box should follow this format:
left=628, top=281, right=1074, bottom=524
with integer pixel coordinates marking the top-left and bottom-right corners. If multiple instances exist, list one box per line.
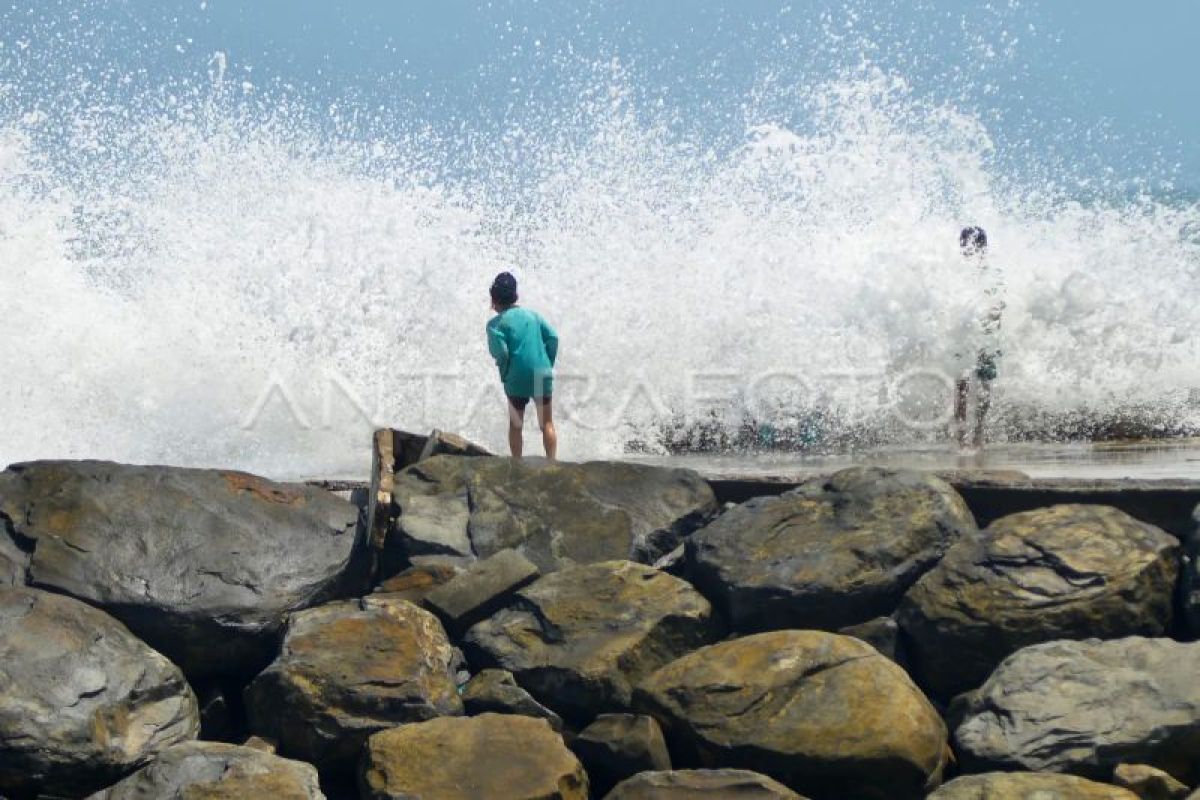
left=926, top=772, right=1139, bottom=799
left=391, top=456, right=717, bottom=573
left=0, top=530, right=26, bottom=586
left=464, top=560, right=719, bottom=721
left=360, top=713, right=588, bottom=800
left=461, top=669, right=563, bottom=731
left=953, top=637, right=1200, bottom=783
left=1113, top=763, right=1191, bottom=800
left=244, top=596, right=462, bottom=771
left=572, top=714, right=671, bottom=796
left=899, top=504, right=1179, bottom=698
left=686, top=468, right=975, bottom=632
left=0, top=460, right=362, bottom=680
left=0, top=587, right=199, bottom=799
left=90, top=741, right=324, bottom=800
left=373, top=562, right=461, bottom=604
left=425, top=547, right=539, bottom=632
left=635, top=630, right=948, bottom=800
left=603, top=769, right=805, bottom=799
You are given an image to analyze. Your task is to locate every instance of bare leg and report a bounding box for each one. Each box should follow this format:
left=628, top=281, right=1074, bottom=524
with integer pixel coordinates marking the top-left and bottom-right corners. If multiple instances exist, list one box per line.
left=953, top=378, right=970, bottom=447
left=507, top=400, right=525, bottom=458
left=535, top=397, right=557, bottom=461
left=973, top=378, right=992, bottom=448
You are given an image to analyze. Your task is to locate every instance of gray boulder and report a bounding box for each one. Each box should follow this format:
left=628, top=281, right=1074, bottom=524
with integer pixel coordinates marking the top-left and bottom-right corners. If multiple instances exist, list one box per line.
left=603, top=770, right=805, bottom=799
left=390, top=456, right=717, bottom=573
left=0, top=460, right=362, bottom=680
left=464, top=560, right=720, bottom=722
left=899, top=504, right=1179, bottom=698
left=424, top=548, right=539, bottom=633
left=686, top=468, right=974, bottom=632
left=572, top=714, right=671, bottom=796
left=89, top=741, right=324, bottom=799
left=244, top=596, right=462, bottom=772
left=461, top=669, right=563, bottom=731
left=953, top=637, right=1200, bottom=784
left=0, top=586, right=199, bottom=798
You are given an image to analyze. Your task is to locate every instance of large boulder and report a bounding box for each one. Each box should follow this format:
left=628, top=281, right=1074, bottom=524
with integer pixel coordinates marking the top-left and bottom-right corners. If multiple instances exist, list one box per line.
left=953, top=637, right=1200, bottom=783
left=244, top=596, right=462, bottom=772
left=390, top=456, right=717, bottom=573
left=686, top=468, right=974, bottom=632
left=90, top=741, right=324, bottom=799
left=0, top=532, right=25, bottom=587
left=464, top=560, right=720, bottom=721
left=604, top=769, right=805, bottom=799
left=635, top=630, right=948, bottom=800
left=926, top=772, right=1139, bottom=799
left=360, top=713, right=588, bottom=800
left=0, top=460, right=362, bottom=680
left=0, top=587, right=199, bottom=799
left=899, top=504, right=1179, bottom=698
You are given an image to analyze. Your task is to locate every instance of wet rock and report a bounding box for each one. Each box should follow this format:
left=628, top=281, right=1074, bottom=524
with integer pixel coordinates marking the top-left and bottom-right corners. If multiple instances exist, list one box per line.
left=360, top=713, right=587, bottom=800
left=464, top=560, right=719, bottom=721
left=0, top=460, right=362, bottom=681
left=425, top=548, right=539, bottom=633
left=0, top=586, right=199, bottom=799
left=391, top=456, right=717, bottom=574
left=953, top=637, right=1200, bottom=783
left=899, top=504, right=1179, bottom=698
left=635, top=630, right=948, bottom=800
left=571, top=714, right=671, bottom=796
left=1113, top=763, right=1190, bottom=800
left=926, top=772, right=1139, bottom=799
left=91, top=741, right=324, bottom=800
left=686, top=468, right=974, bottom=632
left=461, top=669, right=563, bottom=731
left=373, top=562, right=461, bottom=604
left=603, top=769, right=805, bottom=799
left=837, top=615, right=903, bottom=663
left=244, top=596, right=462, bottom=772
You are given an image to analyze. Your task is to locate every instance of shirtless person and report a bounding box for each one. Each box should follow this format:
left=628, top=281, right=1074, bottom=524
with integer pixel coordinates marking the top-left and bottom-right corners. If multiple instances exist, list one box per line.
left=953, top=226, right=1004, bottom=448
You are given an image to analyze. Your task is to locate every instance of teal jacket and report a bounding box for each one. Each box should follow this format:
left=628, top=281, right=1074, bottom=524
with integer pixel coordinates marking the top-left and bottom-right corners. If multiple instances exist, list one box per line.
left=486, top=306, right=558, bottom=398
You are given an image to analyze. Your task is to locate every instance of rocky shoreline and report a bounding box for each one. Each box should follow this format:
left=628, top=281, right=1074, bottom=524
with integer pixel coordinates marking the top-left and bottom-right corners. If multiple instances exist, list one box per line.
left=2, top=427, right=1199, bottom=799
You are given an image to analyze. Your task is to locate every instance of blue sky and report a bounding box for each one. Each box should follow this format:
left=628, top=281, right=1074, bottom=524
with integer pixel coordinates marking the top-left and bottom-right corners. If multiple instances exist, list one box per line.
left=3, top=0, right=1198, bottom=193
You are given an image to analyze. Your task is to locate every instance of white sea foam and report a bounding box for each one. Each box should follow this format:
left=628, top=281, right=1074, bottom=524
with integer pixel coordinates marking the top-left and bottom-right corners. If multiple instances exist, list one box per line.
left=2, top=56, right=1198, bottom=477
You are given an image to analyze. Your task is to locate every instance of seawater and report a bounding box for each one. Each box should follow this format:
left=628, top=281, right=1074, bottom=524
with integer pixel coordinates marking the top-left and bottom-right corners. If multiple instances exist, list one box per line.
left=2, top=3, right=1198, bottom=479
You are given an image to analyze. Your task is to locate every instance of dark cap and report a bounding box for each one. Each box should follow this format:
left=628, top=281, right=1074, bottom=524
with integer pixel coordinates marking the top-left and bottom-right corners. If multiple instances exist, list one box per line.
left=960, top=226, right=988, bottom=252
left=490, top=271, right=518, bottom=306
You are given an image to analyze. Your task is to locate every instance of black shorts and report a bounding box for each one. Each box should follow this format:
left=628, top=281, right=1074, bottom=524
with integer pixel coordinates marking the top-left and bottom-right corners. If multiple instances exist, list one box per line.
left=507, top=395, right=552, bottom=412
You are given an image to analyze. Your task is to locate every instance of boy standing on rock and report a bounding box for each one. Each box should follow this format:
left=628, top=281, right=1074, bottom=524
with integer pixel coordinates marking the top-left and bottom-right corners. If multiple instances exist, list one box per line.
left=952, top=226, right=1005, bottom=449
left=487, top=272, right=559, bottom=460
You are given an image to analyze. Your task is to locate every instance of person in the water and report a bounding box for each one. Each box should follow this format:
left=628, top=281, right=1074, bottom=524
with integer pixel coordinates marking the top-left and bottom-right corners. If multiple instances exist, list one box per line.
left=486, top=271, right=559, bottom=459
left=953, top=226, right=1004, bottom=448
